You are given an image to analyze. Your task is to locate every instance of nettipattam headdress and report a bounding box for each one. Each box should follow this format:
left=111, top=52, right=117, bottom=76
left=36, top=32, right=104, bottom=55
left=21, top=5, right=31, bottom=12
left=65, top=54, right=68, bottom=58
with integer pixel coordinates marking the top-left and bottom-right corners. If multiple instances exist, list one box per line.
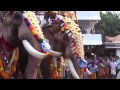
left=61, top=16, right=84, bottom=59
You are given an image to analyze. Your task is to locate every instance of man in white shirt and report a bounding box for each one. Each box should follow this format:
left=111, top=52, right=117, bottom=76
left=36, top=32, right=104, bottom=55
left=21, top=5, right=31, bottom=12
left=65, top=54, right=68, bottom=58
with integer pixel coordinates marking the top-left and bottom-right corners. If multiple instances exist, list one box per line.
left=35, top=11, right=48, bottom=27
left=110, top=58, right=117, bottom=79
left=48, top=11, right=63, bottom=25
left=44, top=11, right=64, bottom=25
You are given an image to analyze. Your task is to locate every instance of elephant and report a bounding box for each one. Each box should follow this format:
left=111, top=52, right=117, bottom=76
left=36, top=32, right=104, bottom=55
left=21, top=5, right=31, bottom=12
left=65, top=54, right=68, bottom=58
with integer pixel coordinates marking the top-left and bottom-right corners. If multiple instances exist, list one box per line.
left=38, top=12, right=92, bottom=79
left=0, top=11, right=62, bottom=79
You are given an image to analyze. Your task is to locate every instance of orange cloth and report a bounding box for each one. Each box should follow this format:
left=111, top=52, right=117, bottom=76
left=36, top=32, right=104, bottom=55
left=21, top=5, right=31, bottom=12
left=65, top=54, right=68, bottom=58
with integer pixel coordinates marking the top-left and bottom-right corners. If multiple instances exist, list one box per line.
left=0, top=72, right=9, bottom=79
left=98, top=68, right=105, bottom=77
left=89, top=72, right=96, bottom=79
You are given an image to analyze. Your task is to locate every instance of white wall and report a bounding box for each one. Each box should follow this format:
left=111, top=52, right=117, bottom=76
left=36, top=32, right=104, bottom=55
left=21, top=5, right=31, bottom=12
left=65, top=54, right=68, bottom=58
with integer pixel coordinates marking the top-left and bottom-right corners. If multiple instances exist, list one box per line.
left=116, top=49, right=120, bottom=57
left=83, top=34, right=102, bottom=45
left=76, top=11, right=101, bottom=20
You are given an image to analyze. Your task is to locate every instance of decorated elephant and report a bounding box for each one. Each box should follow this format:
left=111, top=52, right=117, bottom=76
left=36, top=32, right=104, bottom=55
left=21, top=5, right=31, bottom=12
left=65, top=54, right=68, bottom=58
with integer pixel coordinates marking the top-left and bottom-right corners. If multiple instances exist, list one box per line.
left=0, top=11, right=62, bottom=79
left=38, top=11, right=91, bottom=79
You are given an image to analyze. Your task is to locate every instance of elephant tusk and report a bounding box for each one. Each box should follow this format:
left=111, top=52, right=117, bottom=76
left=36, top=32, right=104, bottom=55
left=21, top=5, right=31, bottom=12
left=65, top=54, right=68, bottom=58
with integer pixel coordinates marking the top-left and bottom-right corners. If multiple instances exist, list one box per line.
left=22, top=40, right=47, bottom=59
left=49, top=50, right=62, bottom=57
left=67, top=59, right=80, bottom=79
left=86, top=68, right=92, bottom=75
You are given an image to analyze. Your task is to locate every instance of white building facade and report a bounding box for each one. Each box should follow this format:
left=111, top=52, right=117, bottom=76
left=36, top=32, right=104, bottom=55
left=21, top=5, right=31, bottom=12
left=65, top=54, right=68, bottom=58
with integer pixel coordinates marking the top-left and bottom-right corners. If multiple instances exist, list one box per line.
left=76, top=11, right=102, bottom=45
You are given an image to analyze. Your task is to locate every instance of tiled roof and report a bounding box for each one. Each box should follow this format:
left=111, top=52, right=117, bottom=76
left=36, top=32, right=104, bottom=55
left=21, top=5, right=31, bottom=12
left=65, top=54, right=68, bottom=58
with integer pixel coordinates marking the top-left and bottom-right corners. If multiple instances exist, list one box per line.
left=106, top=35, right=120, bottom=42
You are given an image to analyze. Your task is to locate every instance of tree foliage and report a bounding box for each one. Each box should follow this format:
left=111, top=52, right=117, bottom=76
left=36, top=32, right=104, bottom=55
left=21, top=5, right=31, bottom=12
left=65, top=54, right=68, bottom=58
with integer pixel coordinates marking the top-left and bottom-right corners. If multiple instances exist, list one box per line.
left=95, top=11, right=120, bottom=37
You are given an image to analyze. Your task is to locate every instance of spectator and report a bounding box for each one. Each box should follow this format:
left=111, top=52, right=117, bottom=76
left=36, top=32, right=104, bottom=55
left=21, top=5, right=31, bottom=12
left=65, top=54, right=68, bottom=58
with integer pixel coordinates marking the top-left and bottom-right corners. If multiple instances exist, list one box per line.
left=98, top=59, right=105, bottom=79
left=104, top=58, right=110, bottom=79
left=88, top=61, right=98, bottom=79
left=116, top=56, right=120, bottom=76
left=110, top=58, right=117, bottom=79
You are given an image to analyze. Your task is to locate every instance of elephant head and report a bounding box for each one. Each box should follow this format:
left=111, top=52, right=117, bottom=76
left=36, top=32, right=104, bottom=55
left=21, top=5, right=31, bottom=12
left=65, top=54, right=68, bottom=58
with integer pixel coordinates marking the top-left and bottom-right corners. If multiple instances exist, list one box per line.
left=41, top=16, right=91, bottom=79
left=0, top=11, right=62, bottom=79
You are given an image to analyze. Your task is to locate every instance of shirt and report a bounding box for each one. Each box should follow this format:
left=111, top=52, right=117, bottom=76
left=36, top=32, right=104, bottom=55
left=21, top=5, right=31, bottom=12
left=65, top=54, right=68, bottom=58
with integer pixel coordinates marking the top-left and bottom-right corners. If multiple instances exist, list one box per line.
left=48, top=14, right=63, bottom=25
left=77, top=59, right=88, bottom=68
left=116, top=59, right=120, bottom=69
left=110, top=61, right=117, bottom=70
left=94, top=60, right=98, bottom=66
left=88, top=64, right=98, bottom=73
left=106, top=59, right=110, bottom=66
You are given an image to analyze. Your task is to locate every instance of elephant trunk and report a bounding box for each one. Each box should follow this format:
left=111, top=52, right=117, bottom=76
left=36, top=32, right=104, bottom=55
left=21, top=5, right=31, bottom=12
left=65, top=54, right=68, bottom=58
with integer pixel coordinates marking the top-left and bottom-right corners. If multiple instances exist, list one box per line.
left=49, top=50, right=62, bottom=57
left=22, top=40, right=47, bottom=59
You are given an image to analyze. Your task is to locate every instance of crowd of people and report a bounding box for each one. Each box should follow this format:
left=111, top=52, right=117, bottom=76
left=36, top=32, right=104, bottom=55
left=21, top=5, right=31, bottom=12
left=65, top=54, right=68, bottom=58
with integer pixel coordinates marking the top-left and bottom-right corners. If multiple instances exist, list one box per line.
left=65, top=56, right=120, bottom=79
left=86, top=56, right=120, bottom=79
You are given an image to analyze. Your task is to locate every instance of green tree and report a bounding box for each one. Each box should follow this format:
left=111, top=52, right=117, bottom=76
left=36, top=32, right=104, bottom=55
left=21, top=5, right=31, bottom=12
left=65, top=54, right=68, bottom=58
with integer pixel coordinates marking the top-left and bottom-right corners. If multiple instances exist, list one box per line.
left=95, top=11, right=120, bottom=37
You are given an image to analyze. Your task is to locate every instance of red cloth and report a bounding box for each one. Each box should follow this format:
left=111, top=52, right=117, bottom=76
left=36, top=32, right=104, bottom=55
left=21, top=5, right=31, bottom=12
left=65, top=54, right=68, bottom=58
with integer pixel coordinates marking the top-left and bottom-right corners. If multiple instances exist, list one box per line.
left=0, top=36, right=16, bottom=51
left=104, top=66, right=109, bottom=75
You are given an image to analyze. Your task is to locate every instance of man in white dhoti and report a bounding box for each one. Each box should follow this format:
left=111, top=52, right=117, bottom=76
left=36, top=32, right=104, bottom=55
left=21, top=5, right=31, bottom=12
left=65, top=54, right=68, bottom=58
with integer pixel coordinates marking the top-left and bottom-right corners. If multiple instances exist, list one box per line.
left=110, top=58, right=117, bottom=79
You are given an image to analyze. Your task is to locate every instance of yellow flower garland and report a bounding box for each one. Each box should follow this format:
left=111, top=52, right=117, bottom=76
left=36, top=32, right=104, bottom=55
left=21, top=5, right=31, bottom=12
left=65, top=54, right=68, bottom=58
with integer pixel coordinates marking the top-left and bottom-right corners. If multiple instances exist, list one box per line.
left=0, top=48, right=18, bottom=79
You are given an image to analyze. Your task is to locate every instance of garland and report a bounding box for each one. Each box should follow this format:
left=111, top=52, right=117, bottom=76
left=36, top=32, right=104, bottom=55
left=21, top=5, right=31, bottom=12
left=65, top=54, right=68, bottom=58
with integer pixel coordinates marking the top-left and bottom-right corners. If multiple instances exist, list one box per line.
left=49, top=57, right=60, bottom=79
left=0, top=48, right=18, bottom=79
left=61, top=17, right=85, bottom=59
left=60, top=17, right=81, bottom=60
left=49, top=58, right=55, bottom=79
left=57, top=58, right=61, bottom=79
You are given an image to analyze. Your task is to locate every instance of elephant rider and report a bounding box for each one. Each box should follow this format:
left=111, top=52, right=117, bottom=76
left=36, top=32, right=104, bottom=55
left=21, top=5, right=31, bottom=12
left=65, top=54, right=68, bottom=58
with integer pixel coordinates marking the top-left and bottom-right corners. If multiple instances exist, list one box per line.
left=44, top=11, right=64, bottom=26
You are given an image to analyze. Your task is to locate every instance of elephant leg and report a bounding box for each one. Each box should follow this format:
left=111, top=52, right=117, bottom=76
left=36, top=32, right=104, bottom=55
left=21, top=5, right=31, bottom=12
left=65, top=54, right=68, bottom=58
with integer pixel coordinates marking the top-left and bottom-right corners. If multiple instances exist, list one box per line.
left=40, top=58, right=50, bottom=79
left=26, top=55, right=42, bottom=79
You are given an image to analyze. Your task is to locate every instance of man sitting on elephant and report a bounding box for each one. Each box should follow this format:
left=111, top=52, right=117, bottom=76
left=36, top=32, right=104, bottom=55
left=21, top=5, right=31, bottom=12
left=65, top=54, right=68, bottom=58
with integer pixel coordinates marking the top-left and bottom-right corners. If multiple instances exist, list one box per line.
left=42, top=11, right=63, bottom=26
